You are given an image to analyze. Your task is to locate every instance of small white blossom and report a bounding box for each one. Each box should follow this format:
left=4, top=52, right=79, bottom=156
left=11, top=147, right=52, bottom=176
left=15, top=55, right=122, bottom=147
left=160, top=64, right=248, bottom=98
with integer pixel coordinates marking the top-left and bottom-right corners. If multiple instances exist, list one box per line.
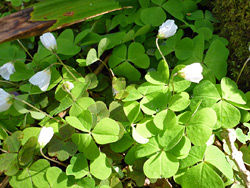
left=29, top=68, right=51, bottom=91
left=0, top=88, right=12, bottom=112
left=0, top=62, right=15, bottom=80
left=132, top=125, right=149, bottom=144
left=40, top=32, right=57, bottom=52
left=62, top=81, right=74, bottom=91
left=178, top=63, right=203, bottom=83
left=38, top=127, right=54, bottom=148
left=157, top=19, right=178, bottom=39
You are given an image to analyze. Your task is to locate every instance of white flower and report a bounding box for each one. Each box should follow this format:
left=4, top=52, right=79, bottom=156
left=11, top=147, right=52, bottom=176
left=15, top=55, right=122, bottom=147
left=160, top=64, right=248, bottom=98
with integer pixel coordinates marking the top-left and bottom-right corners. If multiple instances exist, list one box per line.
left=40, top=32, right=57, bottom=52
left=178, top=63, right=203, bottom=83
left=62, top=81, right=74, bottom=91
left=0, top=88, right=12, bottom=112
left=0, top=62, right=15, bottom=80
left=132, top=125, right=149, bottom=144
left=157, top=19, right=178, bottom=39
left=38, top=127, right=54, bottom=147
left=29, top=68, right=51, bottom=91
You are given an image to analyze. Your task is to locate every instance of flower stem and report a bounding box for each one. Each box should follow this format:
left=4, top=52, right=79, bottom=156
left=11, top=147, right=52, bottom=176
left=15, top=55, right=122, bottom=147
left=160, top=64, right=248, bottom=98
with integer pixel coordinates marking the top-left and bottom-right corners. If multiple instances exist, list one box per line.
left=156, top=37, right=168, bottom=65
left=0, top=80, right=19, bottom=86
left=13, top=97, right=63, bottom=124
left=17, top=39, right=33, bottom=60
left=236, top=56, right=250, bottom=84
left=40, top=147, right=67, bottom=167
left=54, top=52, right=81, bottom=82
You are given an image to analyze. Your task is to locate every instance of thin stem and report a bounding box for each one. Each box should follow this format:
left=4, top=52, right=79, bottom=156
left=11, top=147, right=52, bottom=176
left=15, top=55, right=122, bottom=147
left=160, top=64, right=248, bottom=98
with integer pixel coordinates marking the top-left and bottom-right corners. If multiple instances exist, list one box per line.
left=156, top=37, right=168, bottom=65
left=13, top=97, right=63, bottom=124
left=0, top=80, right=19, bottom=86
left=0, top=148, right=8, bottom=153
left=40, top=148, right=67, bottom=167
left=54, top=53, right=81, bottom=82
left=17, top=39, right=33, bottom=60
left=0, top=124, right=12, bottom=135
left=236, top=56, right=250, bottom=84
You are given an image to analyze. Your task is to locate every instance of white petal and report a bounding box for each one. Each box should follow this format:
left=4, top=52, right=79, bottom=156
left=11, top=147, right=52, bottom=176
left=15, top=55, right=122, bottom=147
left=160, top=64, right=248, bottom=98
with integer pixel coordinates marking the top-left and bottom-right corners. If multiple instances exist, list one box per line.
left=158, top=19, right=178, bottom=39
left=29, top=69, right=51, bottom=91
left=40, top=32, right=57, bottom=52
left=63, top=81, right=74, bottom=91
left=132, top=126, right=149, bottom=144
left=38, top=127, right=54, bottom=147
left=0, top=88, right=12, bottom=112
left=179, top=63, right=203, bottom=83
left=0, top=62, right=15, bottom=80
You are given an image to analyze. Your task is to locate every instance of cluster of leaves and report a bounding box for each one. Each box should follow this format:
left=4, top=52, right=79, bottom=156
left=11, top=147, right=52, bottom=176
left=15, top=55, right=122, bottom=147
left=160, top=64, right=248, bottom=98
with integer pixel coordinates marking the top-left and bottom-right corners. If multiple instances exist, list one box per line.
left=0, top=0, right=250, bottom=188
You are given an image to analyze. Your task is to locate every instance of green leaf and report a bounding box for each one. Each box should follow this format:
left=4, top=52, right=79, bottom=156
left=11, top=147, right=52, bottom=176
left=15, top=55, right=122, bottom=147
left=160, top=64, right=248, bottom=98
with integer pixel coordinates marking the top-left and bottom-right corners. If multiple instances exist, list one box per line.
left=158, top=125, right=185, bottom=150
left=135, top=137, right=160, bottom=158
left=30, top=111, right=46, bottom=120
left=205, top=145, right=233, bottom=180
left=0, top=153, right=19, bottom=176
left=123, top=101, right=140, bottom=124
left=48, top=137, right=77, bottom=161
left=140, top=7, right=166, bottom=26
left=110, top=133, right=134, bottom=153
left=86, top=48, right=99, bottom=66
left=92, top=118, right=121, bottom=144
left=186, top=108, right=217, bottom=145
left=191, top=80, right=221, bottom=109
left=143, top=151, right=179, bottom=178
left=66, top=111, right=92, bottom=132
left=204, top=39, right=229, bottom=80
left=145, top=60, right=169, bottom=85
left=180, top=163, right=224, bottom=188
left=169, top=92, right=190, bottom=111
left=175, top=38, right=194, bottom=60
left=128, top=42, right=150, bottom=69
left=66, top=153, right=89, bottom=179
left=72, top=133, right=100, bottom=160
left=57, top=38, right=81, bottom=56
left=179, top=145, right=207, bottom=169
left=3, top=131, right=23, bottom=153
left=153, top=109, right=177, bottom=130
left=29, top=159, right=50, bottom=188
left=98, top=38, right=110, bottom=58
left=123, top=85, right=143, bottom=102
left=46, top=167, right=68, bottom=188
left=167, top=136, right=191, bottom=159
left=31, top=0, right=136, bottom=30
left=212, top=100, right=241, bottom=129
left=10, top=61, right=34, bottom=81
left=70, top=97, right=95, bottom=116
left=90, top=152, right=112, bottom=180
left=140, top=90, right=170, bottom=115
left=221, top=77, right=247, bottom=104
left=22, top=127, right=41, bottom=146
left=85, top=73, right=98, bottom=90
left=9, top=169, right=33, bottom=188
left=113, top=61, right=141, bottom=81
left=18, top=137, right=37, bottom=166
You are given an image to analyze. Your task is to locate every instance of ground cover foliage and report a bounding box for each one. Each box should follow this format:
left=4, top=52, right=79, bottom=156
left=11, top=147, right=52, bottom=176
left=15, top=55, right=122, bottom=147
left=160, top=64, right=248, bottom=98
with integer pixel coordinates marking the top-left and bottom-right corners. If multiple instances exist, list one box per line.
left=0, top=0, right=250, bottom=187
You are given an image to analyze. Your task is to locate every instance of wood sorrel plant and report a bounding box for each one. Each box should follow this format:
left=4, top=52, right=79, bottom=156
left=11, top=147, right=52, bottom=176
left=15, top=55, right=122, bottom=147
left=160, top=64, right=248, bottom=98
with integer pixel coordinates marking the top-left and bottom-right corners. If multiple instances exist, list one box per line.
left=0, top=0, right=250, bottom=187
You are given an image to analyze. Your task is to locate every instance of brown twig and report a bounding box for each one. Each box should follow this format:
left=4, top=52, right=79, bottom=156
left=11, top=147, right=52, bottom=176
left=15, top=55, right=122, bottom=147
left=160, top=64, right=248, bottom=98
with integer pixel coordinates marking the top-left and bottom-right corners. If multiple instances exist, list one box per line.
left=0, top=176, right=9, bottom=188
left=222, top=129, right=250, bottom=187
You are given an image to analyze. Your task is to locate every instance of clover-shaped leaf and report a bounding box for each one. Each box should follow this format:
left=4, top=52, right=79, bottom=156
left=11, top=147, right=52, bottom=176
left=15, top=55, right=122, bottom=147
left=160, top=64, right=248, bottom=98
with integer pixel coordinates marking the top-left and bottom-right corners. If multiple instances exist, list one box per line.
left=109, top=42, right=150, bottom=81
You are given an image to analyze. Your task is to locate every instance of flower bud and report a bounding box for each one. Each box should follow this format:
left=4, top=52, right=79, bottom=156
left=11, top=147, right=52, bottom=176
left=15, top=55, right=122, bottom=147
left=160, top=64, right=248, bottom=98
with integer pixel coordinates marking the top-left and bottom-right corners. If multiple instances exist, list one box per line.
left=0, top=62, right=15, bottom=80
left=157, top=19, right=178, bottom=39
left=0, top=88, right=12, bottom=112
left=38, top=127, right=54, bottom=148
left=40, top=32, right=57, bottom=52
left=62, top=81, right=74, bottom=91
left=29, top=68, right=51, bottom=91
left=178, top=63, right=203, bottom=83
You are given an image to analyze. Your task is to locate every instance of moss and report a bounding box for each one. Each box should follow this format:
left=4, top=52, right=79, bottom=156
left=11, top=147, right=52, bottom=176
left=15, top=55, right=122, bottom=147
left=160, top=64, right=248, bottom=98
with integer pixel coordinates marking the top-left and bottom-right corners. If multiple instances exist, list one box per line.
left=210, top=0, right=250, bottom=91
